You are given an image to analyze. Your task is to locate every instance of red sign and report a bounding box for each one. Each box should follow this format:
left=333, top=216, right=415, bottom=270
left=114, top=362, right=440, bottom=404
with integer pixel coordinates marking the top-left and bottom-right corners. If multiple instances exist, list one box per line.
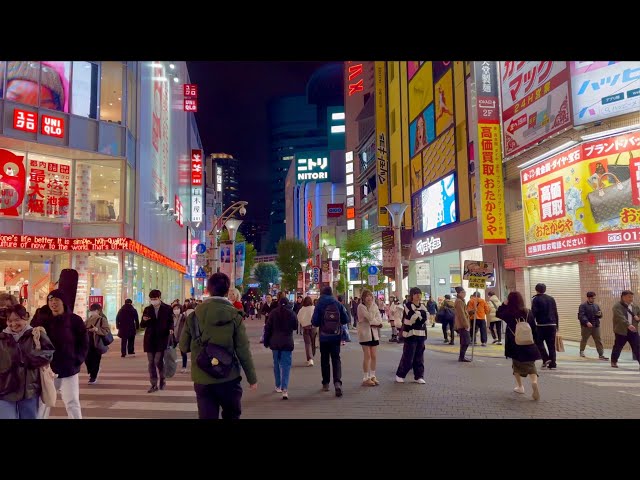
left=13, top=109, right=37, bottom=133
left=88, top=296, right=104, bottom=308
left=327, top=203, right=344, bottom=217
left=0, top=149, right=26, bottom=217
left=175, top=194, right=184, bottom=228
left=191, top=149, right=203, bottom=186
left=184, top=84, right=198, bottom=97
left=537, top=177, right=565, bottom=222
left=41, top=115, right=64, bottom=138
left=307, top=201, right=313, bottom=252
left=346, top=207, right=355, bottom=220
left=184, top=98, right=198, bottom=112
left=347, top=62, right=364, bottom=96
left=0, top=235, right=186, bottom=273
left=27, top=159, right=70, bottom=218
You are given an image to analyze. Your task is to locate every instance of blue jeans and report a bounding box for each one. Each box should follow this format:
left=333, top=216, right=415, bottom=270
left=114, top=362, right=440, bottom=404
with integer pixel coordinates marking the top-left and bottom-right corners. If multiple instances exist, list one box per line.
left=272, top=350, right=292, bottom=391
left=0, top=396, right=40, bottom=419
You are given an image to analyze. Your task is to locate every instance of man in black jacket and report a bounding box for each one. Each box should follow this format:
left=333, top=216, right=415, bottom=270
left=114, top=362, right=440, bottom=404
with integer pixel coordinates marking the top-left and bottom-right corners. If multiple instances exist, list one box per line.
left=31, top=288, right=89, bottom=419
left=531, top=283, right=559, bottom=369
left=116, top=298, right=140, bottom=358
left=264, top=297, right=298, bottom=399
left=141, top=289, right=174, bottom=393
left=578, top=291, right=608, bottom=360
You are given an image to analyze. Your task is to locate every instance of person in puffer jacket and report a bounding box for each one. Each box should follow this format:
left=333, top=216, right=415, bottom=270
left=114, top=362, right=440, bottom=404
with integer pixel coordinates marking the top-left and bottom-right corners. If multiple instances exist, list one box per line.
left=0, top=305, right=55, bottom=419
left=395, top=287, right=428, bottom=384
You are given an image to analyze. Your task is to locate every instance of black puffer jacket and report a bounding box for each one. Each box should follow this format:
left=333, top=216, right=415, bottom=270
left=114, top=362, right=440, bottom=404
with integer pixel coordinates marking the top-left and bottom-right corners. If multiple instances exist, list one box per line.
left=264, top=305, right=298, bottom=351
left=0, top=327, right=55, bottom=401
left=31, top=310, right=89, bottom=378
left=141, top=303, right=174, bottom=353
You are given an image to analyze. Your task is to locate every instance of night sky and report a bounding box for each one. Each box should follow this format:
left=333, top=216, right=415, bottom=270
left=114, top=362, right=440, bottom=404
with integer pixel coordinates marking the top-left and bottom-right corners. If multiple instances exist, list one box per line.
left=188, top=61, right=331, bottom=225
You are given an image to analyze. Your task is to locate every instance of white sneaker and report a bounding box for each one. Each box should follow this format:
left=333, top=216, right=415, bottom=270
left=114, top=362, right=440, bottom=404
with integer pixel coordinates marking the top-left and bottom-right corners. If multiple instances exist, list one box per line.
left=307, top=359, right=314, bottom=366
left=181, top=368, right=187, bottom=374
left=275, top=387, right=282, bottom=393
left=513, top=386, right=525, bottom=394
left=415, top=378, right=426, bottom=384
left=395, top=376, right=405, bottom=383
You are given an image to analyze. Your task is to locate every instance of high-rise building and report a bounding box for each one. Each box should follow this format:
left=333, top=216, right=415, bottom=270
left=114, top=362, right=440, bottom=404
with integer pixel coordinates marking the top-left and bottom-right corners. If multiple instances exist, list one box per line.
left=239, top=220, right=267, bottom=254
left=209, top=153, right=240, bottom=210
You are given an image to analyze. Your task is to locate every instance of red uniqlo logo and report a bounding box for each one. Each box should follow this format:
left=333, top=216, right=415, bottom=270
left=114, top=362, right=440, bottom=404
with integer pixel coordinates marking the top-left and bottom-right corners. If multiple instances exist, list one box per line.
left=184, top=98, right=198, bottom=112
left=41, top=115, right=64, bottom=138
left=184, top=84, right=198, bottom=97
left=13, top=109, right=37, bottom=133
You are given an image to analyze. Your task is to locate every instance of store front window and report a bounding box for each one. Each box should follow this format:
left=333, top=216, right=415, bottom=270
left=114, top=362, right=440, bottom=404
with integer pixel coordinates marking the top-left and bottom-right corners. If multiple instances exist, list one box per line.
left=99, top=62, right=124, bottom=124
left=88, top=253, right=121, bottom=325
left=25, top=153, right=71, bottom=221
left=71, top=61, right=99, bottom=119
left=73, top=160, right=122, bottom=222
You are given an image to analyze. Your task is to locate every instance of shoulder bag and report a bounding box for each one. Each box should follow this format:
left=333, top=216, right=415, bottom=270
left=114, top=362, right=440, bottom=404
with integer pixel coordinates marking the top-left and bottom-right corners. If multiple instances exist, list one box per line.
left=32, top=327, right=57, bottom=408
left=191, top=313, right=236, bottom=379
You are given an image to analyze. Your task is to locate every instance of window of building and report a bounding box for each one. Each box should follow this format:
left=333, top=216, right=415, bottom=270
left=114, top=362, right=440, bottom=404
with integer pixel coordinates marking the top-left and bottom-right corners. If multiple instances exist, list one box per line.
left=126, top=165, right=133, bottom=224
left=0, top=148, right=26, bottom=219
left=71, top=61, right=99, bottom=119
left=73, top=160, right=122, bottom=222
left=25, top=153, right=71, bottom=221
left=39, top=62, right=70, bottom=112
left=99, top=62, right=124, bottom=124
left=126, top=61, right=137, bottom=136
left=89, top=253, right=121, bottom=323
left=4, top=61, right=40, bottom=107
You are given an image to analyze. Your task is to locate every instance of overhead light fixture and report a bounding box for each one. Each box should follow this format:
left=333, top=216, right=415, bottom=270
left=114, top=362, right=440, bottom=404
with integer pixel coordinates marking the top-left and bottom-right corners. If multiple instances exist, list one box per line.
left=169, top=64, right=175, bottom=69
left=517, top=141, right=578, bottom=170
left=173, top=77, right=179, bottom=83
left=580, top=124, right=640, bottom=142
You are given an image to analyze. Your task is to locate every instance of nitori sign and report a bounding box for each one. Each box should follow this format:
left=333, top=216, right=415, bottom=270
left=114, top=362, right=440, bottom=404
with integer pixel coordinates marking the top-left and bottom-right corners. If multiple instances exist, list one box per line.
left=296, top=151, right=330, bottom=183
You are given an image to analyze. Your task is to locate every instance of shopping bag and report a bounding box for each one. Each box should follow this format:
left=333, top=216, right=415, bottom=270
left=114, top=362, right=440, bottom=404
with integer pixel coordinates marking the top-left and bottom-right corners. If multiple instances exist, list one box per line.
left=555, top=334, right=565, bottom=353
left=163, top=336, right=178, bottom=378
left=40, top=365, right=57, bottom=407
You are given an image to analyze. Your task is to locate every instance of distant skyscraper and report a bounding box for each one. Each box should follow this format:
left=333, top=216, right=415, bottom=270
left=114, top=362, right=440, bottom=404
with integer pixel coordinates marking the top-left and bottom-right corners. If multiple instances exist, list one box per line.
left=239, top=220, right=267, bottom=254
left=209, top=153, right=240, bottom=210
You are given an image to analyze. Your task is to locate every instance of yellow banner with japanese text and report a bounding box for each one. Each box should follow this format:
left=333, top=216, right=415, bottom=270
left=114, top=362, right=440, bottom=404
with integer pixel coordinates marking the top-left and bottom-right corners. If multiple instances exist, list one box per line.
left=477, top=123, right=507, bottom=244
left=375, top=61, right=390, bottom=226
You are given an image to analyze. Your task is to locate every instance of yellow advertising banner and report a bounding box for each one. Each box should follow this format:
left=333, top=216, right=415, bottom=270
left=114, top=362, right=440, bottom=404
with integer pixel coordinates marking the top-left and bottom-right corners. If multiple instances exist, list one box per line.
left=468, top=275, right=487, bottom=289
left=375, top=61, right=390, bottom=226
left=521, top=131, right=640, bottom=256
left=478, top=123, right=507, bottom=243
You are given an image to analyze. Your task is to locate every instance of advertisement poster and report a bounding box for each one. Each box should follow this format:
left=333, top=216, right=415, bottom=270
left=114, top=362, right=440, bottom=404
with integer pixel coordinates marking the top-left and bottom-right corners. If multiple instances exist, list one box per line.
left=382, top=229, right=396, bottom=277
left=463, top=260, right=495, bottom=280
left=500, top=61, right=572, bottom=158
left=521, top=131, right=640, bottom=256
left=25, top=157, right=71, bottom=220
left=409, top=104, right=435, bottom=157
left=375, top=61, right=390, bottom=226
left=219, top=240, right=233, bottom=280
left=570, top=61, right=640, bottom=125
left=151, top=62, right=169, bottom=203
left=407, top=61, right=425, bottom=81
left=435, top=69, right=454, bottom=137
left=234, top=242, right=245, bottom=286
left=412, top=172, right=456, bottom=235
left=408, top=62, right=433, bottom=121
left=0, top=149, right=25, bottom=217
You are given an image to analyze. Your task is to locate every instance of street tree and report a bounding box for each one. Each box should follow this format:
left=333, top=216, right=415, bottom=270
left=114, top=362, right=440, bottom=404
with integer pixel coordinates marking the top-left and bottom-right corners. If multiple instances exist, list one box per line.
left=343, top=229, right=378, bottom=284
left=276, top=238, right=309, bottom=291
left=253, top=263, right=280, bottom=294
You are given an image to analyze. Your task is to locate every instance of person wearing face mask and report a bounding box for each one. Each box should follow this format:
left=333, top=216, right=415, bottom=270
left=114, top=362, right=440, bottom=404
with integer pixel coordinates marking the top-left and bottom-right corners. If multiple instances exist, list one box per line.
left=84, top=303, right=111, bottom=385
left=0, top=293, right=19, bottom=330
left=0, top=305, right=55, bottom=419
left=141, top=290, right=174, bottom=393
left=172, top=303, right=188, bottom=373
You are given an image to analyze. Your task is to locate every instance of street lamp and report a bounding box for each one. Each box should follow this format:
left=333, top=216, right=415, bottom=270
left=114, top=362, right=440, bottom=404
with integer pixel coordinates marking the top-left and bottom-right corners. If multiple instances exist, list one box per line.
left=299, top=261, right=308, bottom=296
left=324, top=243, right=335, bottom=287
left=225, top=218, right=243, bottom=287
left=208, top=201, right=247, bottom=276
left=384, top=203, right=409, bottom=303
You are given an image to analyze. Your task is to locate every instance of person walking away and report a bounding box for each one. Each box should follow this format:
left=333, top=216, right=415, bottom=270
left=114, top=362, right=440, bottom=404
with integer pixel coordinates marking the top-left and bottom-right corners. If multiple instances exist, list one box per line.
left=395, top=287, right=428, bottom=384
left=438, top=294, right=456, bottom=344
left=172, top=303, right=188, bottom=373
left=141, top=289, right=174, bottom=393
left=468, top=292, right=490, bottom=346
left=357, top=289, right=383, bottom=386
left=426, top=297, right=438, bottom=327
left=116, top=298, right=139, bottom=357
left=454, top=287, right=471, bottom=362
left=32, top=288, right=89, bottom=419
left=611, top=290, right=640, bottom=369
left=578, top=292, right=608, bottom=360
left=0, top=305, right=55, bottom=419
left=297, top=296, right=317, bottom=366
left=496, top=291, right=542, bottom=400
left=311, top=286, right=350, bottom=397
left=531, top=283, right=559, bottom=369
left=389, top=296, right=403, bottom=343
left=85, top=303, right=111, bottom=385
left=487, top=291, right=503, bottom=345
left=264, top=297, right=298, bottom=399
left=179, top=273, right=257, bottom=419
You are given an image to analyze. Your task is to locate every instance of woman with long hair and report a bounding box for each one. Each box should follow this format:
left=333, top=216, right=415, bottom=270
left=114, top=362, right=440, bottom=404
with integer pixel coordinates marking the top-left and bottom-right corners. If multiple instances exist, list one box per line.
left=357, top=289, right=383, bottom=386
left=496, top=291, right=542, bottom=401
left=172, top=302, right=188, bottom=373
left=297, top=296, right=317, bottom=366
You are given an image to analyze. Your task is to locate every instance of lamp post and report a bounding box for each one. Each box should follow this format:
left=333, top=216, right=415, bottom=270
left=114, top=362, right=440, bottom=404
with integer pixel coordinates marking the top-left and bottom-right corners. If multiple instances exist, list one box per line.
left=208, top=201, right=247, bottom=276
left=224, top=218, right=243, bottom=287
left=299, top=261, right=308, bottom=296
left=324, top=243, right=335, bottom=287
left=384, top=203, right=409, bottom=303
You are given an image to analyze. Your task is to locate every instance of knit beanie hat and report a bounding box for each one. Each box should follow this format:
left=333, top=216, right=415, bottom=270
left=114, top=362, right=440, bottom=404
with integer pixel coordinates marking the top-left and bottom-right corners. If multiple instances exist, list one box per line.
left=6, top=61, right=67, bottom=112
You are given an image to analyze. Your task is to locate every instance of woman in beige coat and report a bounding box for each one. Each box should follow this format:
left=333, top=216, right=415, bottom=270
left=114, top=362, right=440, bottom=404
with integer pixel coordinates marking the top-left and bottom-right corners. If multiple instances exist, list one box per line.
left=85, top=303, right=111, bottom=384
left=357, top=289, right=383, bottom=386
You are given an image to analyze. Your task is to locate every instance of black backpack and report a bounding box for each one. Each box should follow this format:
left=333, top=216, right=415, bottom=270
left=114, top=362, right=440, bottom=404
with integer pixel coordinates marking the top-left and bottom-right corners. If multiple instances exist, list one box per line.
left=321, top=303, right=342, bottom=335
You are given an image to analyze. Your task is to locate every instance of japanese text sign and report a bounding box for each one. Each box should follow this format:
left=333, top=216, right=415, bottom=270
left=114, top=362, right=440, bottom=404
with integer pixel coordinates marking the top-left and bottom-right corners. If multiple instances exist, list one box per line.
left=375, top=61, right=390, bottom=226
left=191, top=149, right=203, bottom=186
left=184, top=84, right=198, bottom=97
left=13, top=109, right=37, bottom=133
left=296, top=151, right=330, bottom=183
left=477, top=123, right=507, bottom=244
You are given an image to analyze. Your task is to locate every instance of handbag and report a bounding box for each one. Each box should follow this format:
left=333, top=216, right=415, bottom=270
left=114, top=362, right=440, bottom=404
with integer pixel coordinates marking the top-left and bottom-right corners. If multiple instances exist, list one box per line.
left=587, top=172, right=635, bottom=224
left=32, top=327, right=57, bottom=407
left=555, top=333, right=565, bottom=353
left=608, top=151, right=632, bottom=182
left=191, top=313, right=236, bottom=379
left=163, top=335, right=178, bottom=378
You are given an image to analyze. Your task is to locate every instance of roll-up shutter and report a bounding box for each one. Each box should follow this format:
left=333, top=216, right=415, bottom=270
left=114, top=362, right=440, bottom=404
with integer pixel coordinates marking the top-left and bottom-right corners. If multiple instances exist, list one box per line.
left=528, top=263, right=581, bottom=342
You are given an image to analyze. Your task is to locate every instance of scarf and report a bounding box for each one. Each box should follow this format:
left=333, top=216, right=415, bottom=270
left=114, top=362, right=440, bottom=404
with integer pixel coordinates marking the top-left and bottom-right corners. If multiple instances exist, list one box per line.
left=2, top=324, right=32, bottom=342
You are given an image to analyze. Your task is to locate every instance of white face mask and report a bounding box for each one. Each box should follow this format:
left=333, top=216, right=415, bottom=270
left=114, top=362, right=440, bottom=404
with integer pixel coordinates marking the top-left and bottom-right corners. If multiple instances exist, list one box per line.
left=89, top=310, right=99, bottom=318
left=173, top=308, right=181, bottom=315
left=150, top=299, right=160, bottom=307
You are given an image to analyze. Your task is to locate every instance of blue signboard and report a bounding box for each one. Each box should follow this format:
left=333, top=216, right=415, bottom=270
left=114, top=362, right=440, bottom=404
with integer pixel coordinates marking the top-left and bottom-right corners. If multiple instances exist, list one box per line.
left=195, top=267, right=207, bottom=278
left=195, top=243, right=206, bottom=254
left=368, top=265, right=378, bottom=275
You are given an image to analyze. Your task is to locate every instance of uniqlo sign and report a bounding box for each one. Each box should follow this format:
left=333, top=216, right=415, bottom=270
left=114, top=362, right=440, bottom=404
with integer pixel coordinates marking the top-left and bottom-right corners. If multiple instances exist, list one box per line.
left=184, top=84, right=198, bottom=112
left=191, top=149, right=203, bottom=186
left=13, top=109, right=37, bottom=133
left=184, top=98, right=198, bottom=112
left=184, top=84, right=198, bottom=97
left=41, top=115, right=64, bottom=138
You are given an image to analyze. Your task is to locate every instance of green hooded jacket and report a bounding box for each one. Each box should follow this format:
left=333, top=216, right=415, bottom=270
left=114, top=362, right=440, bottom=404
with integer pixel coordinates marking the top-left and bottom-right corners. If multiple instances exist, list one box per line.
left=179, top=297, right=257, bottom=386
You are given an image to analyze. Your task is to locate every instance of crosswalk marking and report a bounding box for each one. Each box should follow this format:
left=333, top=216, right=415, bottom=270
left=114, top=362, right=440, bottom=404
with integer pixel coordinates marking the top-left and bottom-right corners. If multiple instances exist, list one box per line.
left=543, top=361, right=640, bottom=398
left=78, top=388, right=195, bottom=397
left=584, top=382, right=640, bottom=388
left=552, top=374, right=639, bottom=379
left=78, top=379, right=194, bottom=386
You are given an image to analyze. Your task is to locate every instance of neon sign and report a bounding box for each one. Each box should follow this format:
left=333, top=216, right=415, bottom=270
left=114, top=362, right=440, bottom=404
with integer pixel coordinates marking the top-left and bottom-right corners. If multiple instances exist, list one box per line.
left=307, top=201, right=313, bottom=252
left=348, top=62, right=364, bottom=96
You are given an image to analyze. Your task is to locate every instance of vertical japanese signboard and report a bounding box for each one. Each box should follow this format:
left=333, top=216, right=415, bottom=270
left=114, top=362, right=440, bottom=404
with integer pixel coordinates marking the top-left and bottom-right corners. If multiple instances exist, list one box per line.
left=473, top=61, right=507, bottom=244
left=375, top=61, right=390, bottom=226
left=500, top=61, right=572, bottom=158
left=191, top=149, right=203, bottom=223
left=184, top=84, right=198, bottom=112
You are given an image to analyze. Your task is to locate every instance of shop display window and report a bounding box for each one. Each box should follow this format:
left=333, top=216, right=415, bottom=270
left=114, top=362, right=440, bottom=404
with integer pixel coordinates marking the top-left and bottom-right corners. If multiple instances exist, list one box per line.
left=4, top=61, right=40, bottom=107
left=24, top=153, right=71, bottom=221
left=88, top=253, right=121, bottom=324
left=0, top=148, right=26, bottom=219
left=39, top=62, right=70, bottom=112
left=99, top=62, right=124, bottom=124
left=73, top=160, right=122, bottom=222
left=71, top=61, right=99, bottom=119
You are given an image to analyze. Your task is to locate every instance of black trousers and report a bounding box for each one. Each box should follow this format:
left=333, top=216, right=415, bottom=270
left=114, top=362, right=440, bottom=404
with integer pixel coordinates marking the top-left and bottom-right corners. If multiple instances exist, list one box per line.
left=194, top=378, right=243, bottom=419
left=396, top=336, right=426, bottom=379
left=85, top=346, right=102, bottom=379
left=489, top=321, right=502, bottom=341
left=611, top=331, right=640, bottom=364
left=320, top=339, right=342, bottom=387
left=181, top=350, right=188, bottom=369
left=121, top=335, right=136, bottom=356
left=536, top=325, right=557, bottom=365
left=457, top=328, right=471, bottom=360
left=442, top=319, right=454, bottom=341
left=147, top=351, right=165, bottom=386
left=470, top=319, right=488, bottom=344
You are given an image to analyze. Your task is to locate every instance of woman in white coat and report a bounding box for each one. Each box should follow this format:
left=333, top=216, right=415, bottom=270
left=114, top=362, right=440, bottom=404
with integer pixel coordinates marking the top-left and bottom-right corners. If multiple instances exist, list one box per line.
left=357, top=289, right=383, bottom=386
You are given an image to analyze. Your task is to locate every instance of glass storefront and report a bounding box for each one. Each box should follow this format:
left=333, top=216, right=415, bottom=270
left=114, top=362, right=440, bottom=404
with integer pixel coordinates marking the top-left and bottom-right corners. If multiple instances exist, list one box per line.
left=126, top=253, right=181, bottom=313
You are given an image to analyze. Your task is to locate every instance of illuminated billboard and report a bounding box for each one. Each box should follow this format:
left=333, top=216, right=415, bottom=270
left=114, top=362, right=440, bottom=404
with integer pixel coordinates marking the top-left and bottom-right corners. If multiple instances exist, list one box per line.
left=296, top=151, right=330, bottom=184
left=411, top=172, right=457, bottom=234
